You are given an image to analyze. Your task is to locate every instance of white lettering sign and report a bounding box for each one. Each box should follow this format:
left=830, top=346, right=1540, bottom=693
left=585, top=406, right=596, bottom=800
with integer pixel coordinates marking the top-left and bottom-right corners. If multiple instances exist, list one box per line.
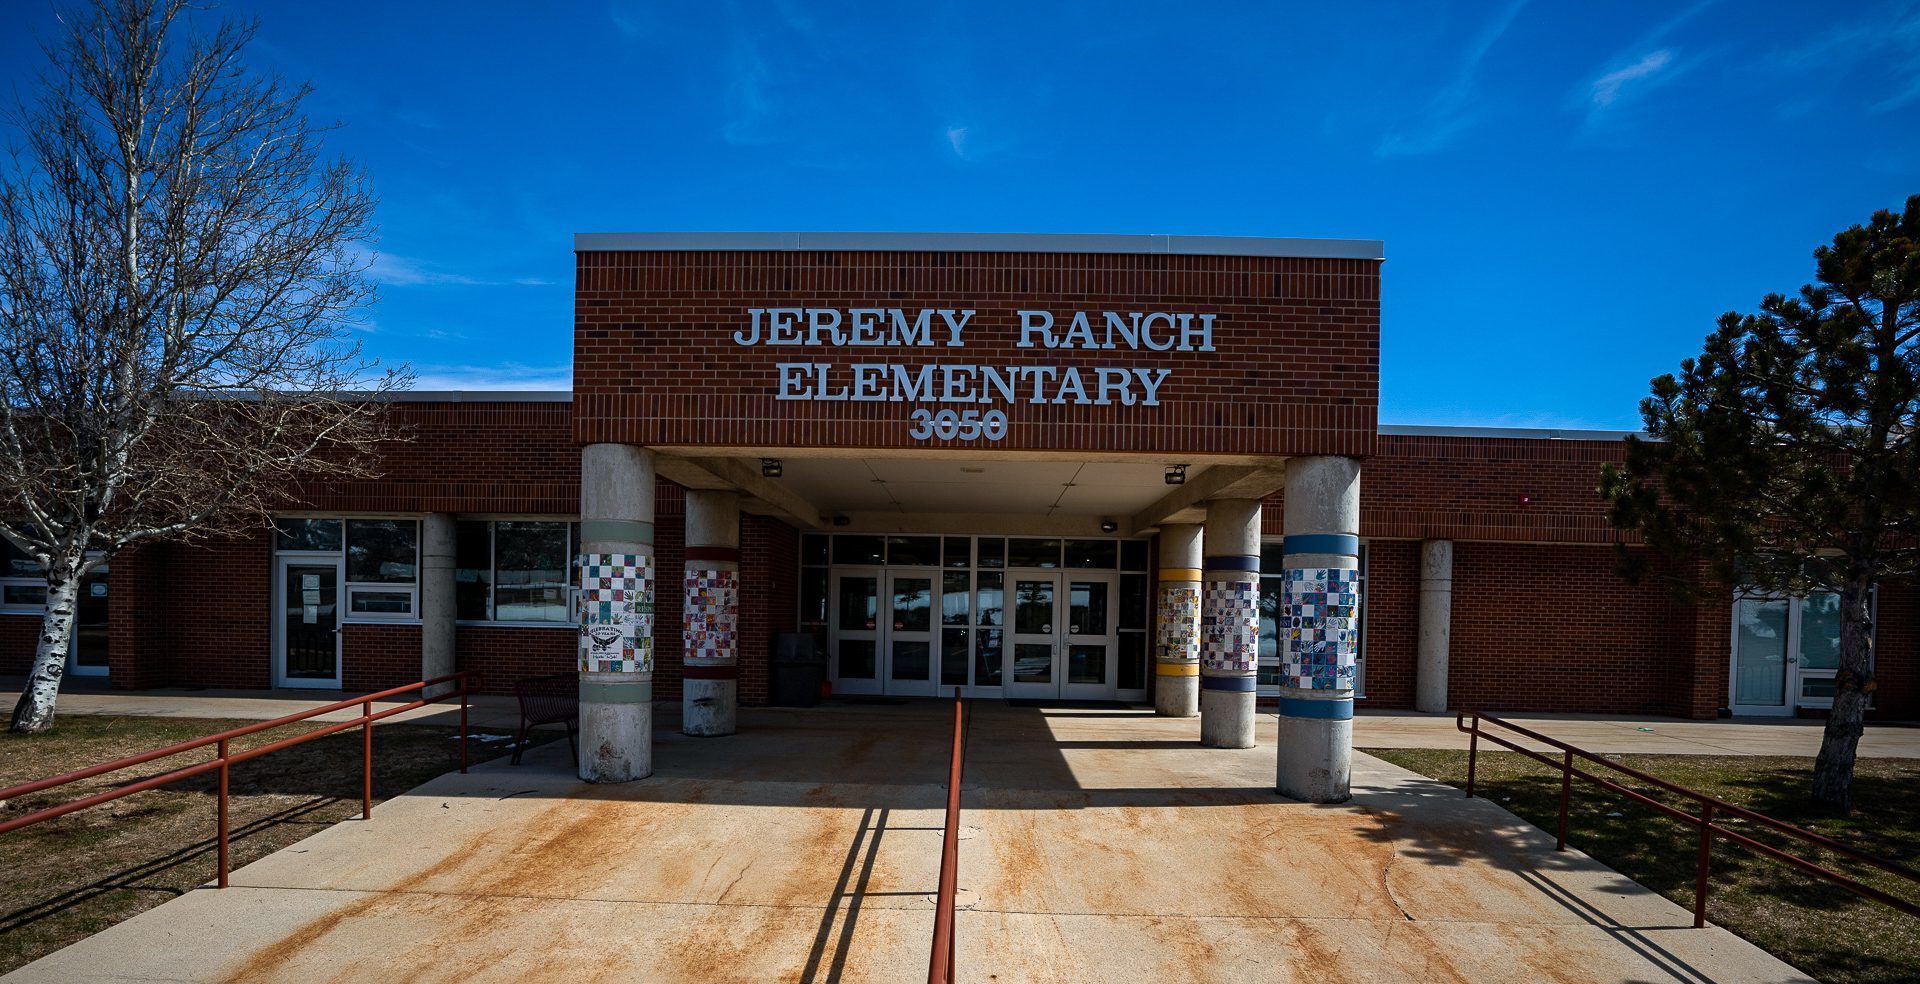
left=736, top=307, right=1212, bottom=443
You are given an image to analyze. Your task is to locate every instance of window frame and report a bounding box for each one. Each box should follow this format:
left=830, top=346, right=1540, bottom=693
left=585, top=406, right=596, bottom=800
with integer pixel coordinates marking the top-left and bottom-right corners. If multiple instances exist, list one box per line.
left=453, top=517, right=581, bottom=628
left=273, top=514, right=423, bottom=625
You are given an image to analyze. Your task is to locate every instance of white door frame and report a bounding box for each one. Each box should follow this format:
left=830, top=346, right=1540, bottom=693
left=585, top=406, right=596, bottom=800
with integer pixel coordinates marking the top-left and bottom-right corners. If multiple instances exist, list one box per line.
left=883, top=568, right=940, bottom=697
left=1005, top=571, right=1062, bottom=699
left=829, top=568, right=883, bottom=696
left=1061, top=572, right=1120, bottom=701
left=274, top=555, right=343, bottom=689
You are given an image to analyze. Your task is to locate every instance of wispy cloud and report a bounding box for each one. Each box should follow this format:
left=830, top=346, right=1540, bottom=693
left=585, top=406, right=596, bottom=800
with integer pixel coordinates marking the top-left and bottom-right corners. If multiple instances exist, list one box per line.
left=946, top=125, right=969, bottom=158
left=1776, top=1, right=1920, bottom=113
left=1574, top=1, right=1714, bottom=128
left=410, top=363, right=573, bottom=391
left=722, top=36, right=777, bottom=145
left=1375, top=0, right=1531, bottom=157
left=1590, top=50, right=1675, bottom=106
left=367, top=253, right=552, bottom=289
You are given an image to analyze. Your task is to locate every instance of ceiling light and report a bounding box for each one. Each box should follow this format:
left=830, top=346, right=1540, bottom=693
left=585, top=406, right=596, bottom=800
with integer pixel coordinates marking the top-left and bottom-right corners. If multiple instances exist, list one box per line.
left=1100, top=519, right=1119, bottom=533
left=1165, top=464, right=1187, bottom=486
left=760, top=458, right=783, bottom=478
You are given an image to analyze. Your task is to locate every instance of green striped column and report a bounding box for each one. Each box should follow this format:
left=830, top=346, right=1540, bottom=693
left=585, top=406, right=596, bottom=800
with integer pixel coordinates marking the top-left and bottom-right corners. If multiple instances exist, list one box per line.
left=577, top=443, right=656, bottom=783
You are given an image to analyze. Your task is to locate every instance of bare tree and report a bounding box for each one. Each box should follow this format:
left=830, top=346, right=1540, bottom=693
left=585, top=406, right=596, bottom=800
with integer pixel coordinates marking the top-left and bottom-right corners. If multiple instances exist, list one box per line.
left=0, top=0, right=403, bottom=733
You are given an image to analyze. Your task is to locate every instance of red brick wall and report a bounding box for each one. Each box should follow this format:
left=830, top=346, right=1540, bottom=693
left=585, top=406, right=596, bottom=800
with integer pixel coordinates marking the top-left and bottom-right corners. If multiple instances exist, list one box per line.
left=1444, top=542, right=1701, bottom=716
left=0, top=615, right=36, bottom=676
left=455, top=625, right=574, bottom=694
left=1364, top=433, right=1630, bottom=544
left=340, top=623, right=422, bottom=694
left=1357, top=540, right=1418, bottom=708
left=1865, top=580, right=1918, bottom=719
left=295, top=400, right=578, bottom=514
left=573, top=251, right=1380, bottom=457
left=740, top=514, right=800, bottom=706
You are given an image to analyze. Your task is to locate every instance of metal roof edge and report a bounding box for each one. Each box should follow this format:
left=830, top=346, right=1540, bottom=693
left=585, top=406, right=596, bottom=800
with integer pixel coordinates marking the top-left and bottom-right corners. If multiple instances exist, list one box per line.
left=572, top=231, right=1384, bottom=260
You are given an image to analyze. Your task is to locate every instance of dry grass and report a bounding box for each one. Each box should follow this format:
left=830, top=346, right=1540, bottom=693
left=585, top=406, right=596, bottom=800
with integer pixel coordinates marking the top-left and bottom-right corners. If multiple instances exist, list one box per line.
left=0, top=713, right=552, bottom=974
left=1367, top=748, right=1920, bottom=984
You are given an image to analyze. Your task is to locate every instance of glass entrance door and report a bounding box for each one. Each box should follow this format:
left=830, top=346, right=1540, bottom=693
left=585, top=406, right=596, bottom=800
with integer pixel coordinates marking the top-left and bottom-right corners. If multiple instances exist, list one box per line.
left=1006, top=576, right=1059, bottom=698
left=1730, top=592, right=1857, bottom=715
left=885, top=570, right=938, bottom=697
left=67, top=570, right=110, bottom=678
left=276, top=559, right=342, bottom=689
left=1062, top=574, right=1118, bottom=700
left=830, top=570, right=881, bottom=696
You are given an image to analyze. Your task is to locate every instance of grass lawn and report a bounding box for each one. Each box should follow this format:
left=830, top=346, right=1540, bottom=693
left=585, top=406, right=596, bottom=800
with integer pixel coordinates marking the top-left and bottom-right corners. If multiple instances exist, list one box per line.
left=0, top=713, right=554, bottom=975
left=1366, top=748, right=1920, bottom=984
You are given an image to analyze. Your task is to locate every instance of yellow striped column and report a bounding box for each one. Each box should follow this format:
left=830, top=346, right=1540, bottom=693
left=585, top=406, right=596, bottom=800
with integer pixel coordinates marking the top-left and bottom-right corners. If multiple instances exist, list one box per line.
left=1153, top=524, right=1203, bottom=717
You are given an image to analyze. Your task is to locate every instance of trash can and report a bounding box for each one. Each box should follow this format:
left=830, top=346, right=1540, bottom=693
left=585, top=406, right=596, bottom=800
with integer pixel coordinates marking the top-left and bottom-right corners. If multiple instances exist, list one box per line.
left=769, top=632, right=827, bottom=707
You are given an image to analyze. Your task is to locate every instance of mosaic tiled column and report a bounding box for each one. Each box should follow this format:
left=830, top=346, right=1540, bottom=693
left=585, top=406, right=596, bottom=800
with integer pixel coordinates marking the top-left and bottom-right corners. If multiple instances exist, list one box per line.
left=1276, top=455, right=1361, bottom=803
left=1199, top=499, right=1261, bottom=749
left=1153, top=523, right=1203, bottom=718
left=577, top=443, right=656, bottom=783
left=683, top=490, right=740, bottom=737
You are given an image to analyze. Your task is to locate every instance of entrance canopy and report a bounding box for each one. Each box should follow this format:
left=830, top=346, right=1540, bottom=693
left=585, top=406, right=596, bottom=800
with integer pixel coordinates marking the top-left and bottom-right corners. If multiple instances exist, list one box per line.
left=653, top=448, right=1289, bottom=536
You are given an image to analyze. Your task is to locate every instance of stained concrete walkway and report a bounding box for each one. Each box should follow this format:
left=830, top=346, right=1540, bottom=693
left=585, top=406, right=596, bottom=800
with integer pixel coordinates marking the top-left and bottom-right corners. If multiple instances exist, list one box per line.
left=5, top=702, right=1815, bottom=983
left=10, top=677, right=1920, bottom=757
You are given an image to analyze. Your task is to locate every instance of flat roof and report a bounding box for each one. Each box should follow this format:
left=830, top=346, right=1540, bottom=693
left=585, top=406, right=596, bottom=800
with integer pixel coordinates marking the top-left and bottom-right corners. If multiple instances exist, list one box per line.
left=573, top=231, right=1384, bottom=260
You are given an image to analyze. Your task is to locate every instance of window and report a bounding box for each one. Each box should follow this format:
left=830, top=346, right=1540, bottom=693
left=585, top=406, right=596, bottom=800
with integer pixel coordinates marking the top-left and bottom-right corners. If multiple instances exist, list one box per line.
left=273, top=516, right=421, bottom=620
left=454, top=519, right=579, bottom=623
left=344, top=520, right=418, bottom=619
left=1257, top=542, right=1368, bottom=698
left=1, top=538, right=44, bottom=612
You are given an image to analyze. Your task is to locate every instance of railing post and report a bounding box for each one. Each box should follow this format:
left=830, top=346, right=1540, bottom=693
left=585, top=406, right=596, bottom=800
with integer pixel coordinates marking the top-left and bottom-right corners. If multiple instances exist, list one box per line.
left=459, top=680, right=470, bottom=775
left=216, top=738, right=230, bottom=888
left=1694, top=804, right=1714, bottom=928
left=361, top=699, right=373, bottom=821
left=1464, top=715, right=1479, bottom=799
left=1556, top=749, right=1573, bottom=851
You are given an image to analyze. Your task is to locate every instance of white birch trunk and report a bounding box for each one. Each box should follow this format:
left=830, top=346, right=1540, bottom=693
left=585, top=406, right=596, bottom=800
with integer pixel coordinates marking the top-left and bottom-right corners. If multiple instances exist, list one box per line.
left=8, top=555, right=85, bottom=733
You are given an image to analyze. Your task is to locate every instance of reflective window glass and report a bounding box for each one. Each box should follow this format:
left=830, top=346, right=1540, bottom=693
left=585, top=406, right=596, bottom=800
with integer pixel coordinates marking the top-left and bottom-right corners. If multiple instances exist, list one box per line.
left=1120, top=540, right=1149, bottom=571
left=494, top=521, right=570, bottom=622
left=975, top=572, right=1003, bottom=627
left=942, top=571, right=970, bottom=625
left=454, top=521, right=491, bottom=621
left=801, top=533, right=830, bottom=566
left=833, top=535, right=886, bottom=566
left=977, top=538, right=1005, bottom=568
left=1064, top=539, right=1117, bottom=569
left=275, top=518, right=342, bottom=552
left=1008, top=538, right=1061, bottom=568
left=887, top=536, right=941, bottom=567
left=345, top=520, right=417, bottom=583
left=943, top=537, right=972, bottom=568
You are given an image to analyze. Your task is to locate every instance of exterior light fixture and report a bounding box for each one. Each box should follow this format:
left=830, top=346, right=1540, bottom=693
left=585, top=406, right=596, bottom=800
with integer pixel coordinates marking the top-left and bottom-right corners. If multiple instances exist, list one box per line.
left=1165, top=464, right=1187, bottom=486
left=1100, top=519, right=1119, bottom=533
left=761, top=458, right=783, bottom=478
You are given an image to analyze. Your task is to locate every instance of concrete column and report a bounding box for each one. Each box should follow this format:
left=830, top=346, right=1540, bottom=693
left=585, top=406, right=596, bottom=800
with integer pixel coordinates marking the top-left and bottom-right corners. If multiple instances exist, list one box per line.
left=1153, top=524, right=1204, bottom=717
left=1415, top=539, right=1454, bottom=714
left=683, top=490, right=740, bottom=737
left=420, top=513, right=457, bottom=698
left=1276, top=456, right=1361, bottom=803
left=1199, top=499, right=1261, bottom=748
left=577, top=443, right=657, bottom=783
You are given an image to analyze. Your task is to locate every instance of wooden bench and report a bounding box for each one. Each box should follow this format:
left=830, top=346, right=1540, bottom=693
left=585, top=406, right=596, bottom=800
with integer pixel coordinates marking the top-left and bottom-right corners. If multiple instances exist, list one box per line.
left=511, top=673, right=579, bottom=767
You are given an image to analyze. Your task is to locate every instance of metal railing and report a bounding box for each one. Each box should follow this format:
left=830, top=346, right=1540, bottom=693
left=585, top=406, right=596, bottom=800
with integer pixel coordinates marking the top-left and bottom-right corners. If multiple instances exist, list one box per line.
left=1457, top=710, right=1920, bottom=927
left=928, top=686, right=967, bottom=984
left=0, top=672, right=472, bottom=888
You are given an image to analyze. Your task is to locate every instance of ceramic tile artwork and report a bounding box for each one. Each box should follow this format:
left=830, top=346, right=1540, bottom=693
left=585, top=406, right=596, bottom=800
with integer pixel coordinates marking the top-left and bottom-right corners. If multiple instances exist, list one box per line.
left=578, top=554, right=654, bottom=673
left=1199, top=578, right=1260, bottom=671
left=1156, top=583, right=1201, bottom=662
left=683, top=568, right=739, bottom=662
left=1280, top=567, right=1360, bottom=690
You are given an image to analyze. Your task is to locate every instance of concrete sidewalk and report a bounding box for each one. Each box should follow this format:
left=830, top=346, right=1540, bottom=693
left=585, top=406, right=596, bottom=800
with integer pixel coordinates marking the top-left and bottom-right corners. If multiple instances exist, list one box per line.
left=10, top=678, right=1920, bottom=757
left=5, top=702, right=1814, bottom=983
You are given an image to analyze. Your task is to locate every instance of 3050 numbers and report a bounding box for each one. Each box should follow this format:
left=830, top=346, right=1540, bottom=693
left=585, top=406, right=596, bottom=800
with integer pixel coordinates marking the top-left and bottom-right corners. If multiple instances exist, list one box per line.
left=908, top=408, right=1008, bottom=442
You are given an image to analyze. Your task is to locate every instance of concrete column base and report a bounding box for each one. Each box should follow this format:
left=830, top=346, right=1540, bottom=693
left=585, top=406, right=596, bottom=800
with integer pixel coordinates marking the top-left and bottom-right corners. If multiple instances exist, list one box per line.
left=682, top=678, right=737, bottom=737
left=579, top=674, right=653, bottom=782
left=1154, top=674, right=1199, bottom=717
left=1276, top=714, right=1352, bottom=803
left=1198, top=688, right=1256, bottom=748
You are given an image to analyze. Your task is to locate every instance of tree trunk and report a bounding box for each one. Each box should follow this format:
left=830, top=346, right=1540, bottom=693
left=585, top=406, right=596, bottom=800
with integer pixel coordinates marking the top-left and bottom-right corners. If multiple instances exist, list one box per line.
left=1811, top=570, right=1875, bottom=810
left=7, top=556, right=84, bottom=734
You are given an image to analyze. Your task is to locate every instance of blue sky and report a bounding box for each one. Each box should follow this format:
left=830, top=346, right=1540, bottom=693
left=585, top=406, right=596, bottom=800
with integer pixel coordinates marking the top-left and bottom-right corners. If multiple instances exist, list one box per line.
left=3, top=1, right=1918, bottom=429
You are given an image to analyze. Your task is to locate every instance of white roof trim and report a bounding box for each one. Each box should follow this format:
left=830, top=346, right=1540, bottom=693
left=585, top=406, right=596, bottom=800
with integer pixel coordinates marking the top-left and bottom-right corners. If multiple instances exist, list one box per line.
left=573, top=231, right=1384, bottom=260
left=1379, top=424, right=1645, bottom=441
left=388, top=390, right=572, bottom=402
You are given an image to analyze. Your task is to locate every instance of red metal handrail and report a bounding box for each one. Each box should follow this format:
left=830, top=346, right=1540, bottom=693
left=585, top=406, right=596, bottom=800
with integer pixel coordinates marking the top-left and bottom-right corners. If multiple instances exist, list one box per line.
left=0, top=672, right=473, bottom=888
left=928, top=687, right=966, bottom=984
left=1457, top=710, right=1920, bottom=927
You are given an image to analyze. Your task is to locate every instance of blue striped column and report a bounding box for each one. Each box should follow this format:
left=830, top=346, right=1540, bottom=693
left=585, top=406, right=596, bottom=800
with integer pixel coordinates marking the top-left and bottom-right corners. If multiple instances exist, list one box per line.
left=1276, top=456, right=1361, bottom=803
left=1199, top=499, right=1262, bottom=748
